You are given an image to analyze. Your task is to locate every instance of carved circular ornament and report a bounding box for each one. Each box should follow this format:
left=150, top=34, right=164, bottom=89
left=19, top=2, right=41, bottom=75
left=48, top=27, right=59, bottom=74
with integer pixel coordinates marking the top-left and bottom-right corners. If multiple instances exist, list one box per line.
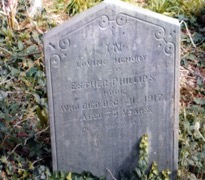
left=154, top=27, right=165, bottom=40
left=59, top=38, right=70, bottom=50
left=99, top=15, right=109, bottom=28
left=116, top=13, right=127, bottom=26
left=165, top=43, right=174, bottom=55
left=51, top=54, right=61, bottom=68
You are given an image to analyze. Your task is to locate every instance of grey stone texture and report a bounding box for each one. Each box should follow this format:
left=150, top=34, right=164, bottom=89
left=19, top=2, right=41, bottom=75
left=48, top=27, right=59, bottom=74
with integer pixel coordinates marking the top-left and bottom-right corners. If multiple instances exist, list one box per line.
left=44, top=0, right=180, bottom=179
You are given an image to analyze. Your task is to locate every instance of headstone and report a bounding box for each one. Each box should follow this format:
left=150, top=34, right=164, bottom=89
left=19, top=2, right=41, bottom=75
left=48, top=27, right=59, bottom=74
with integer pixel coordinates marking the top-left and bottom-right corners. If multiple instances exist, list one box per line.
left=44, top=0, right=180, bottom=179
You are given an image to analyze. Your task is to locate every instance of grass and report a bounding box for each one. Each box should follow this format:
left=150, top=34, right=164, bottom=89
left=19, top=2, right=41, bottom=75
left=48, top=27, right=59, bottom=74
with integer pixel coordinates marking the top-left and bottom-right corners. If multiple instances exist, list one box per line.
left=0, top=0, right=205, bottom=179
left=146, top=0, right=205, bottom=17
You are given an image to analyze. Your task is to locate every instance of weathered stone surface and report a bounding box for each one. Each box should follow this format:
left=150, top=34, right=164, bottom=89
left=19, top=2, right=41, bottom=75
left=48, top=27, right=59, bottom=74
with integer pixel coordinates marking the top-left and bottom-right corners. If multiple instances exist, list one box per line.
left=44, top=1, right=180, bottom=179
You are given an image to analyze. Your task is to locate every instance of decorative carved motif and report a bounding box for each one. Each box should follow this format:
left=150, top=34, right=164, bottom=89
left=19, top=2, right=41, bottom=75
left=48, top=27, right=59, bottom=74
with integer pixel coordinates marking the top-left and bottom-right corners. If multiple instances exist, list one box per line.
left=154, top=27, right=165, bottom=40
left=49, top=12, right=176, bottom=70
left=49, top=38, right=70, bottom=68
left=116, top=13, right=127, bottom=26
left=99, top=13, right=127, bottom=30
left=49, top=42, right=56, bottom=50
left=51, top=54, right=61, bottom=68
left=154, top=26, right=175, bottom=56
left=165, top=43, right=174, bottom=55
left=99, top=15, right=109, bottom=29
left=59, top=38, right=70, bottom=50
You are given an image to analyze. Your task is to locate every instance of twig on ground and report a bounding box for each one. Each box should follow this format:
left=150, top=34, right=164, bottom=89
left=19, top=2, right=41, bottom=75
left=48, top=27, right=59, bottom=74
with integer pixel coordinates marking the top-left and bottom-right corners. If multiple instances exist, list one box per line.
left=197, top=130, right=205, bottom=142
left=183, top=66, right=205, bottom=82
left=7, top=143, right=22, bottom=158
left=24, top=126, right=49, bottom=146
left=0, top=47, right=12, bottom=55
left=35, top=126, right=49, bottom=136
left=0, top=77, right=15, bottom=85
left=13, top=118, right=27, bottom=128
left=195, top=122, right=205, bottom=142
left=0, top=72, right=15, bottom=85
left=0, top=73, right=11, bottom=84
left=106, top=168, right=117, bottom=180
left=0, top=134, right=9, bottom=148
left=180, top=20, right=196, bottom=48
left=32, top=158, right=43, bottom=166
left=24, top=136, right=31, bottom=145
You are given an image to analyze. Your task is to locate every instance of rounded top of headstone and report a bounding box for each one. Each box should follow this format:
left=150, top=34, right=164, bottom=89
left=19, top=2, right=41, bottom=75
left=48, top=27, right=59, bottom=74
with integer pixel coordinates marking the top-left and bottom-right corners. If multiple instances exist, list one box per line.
left=44, top=0, right=179, bottom=41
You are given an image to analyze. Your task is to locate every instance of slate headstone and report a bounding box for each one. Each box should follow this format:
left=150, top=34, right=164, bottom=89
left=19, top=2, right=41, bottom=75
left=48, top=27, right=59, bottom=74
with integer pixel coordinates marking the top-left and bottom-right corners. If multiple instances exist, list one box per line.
left=44, top=0, right=180, bottom=179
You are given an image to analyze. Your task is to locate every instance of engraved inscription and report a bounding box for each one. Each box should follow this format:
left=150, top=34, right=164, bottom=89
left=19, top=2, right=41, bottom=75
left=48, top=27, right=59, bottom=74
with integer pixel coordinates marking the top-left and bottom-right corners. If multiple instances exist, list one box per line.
left=75, top=54, right=147, bottom=69
left=80, top=113, right=103, bottom=122
left=60, top=93, right=166, bottom=122
left=111, top=74, right=155, bottom=86
left=62, top=95, right=161, bottom=111
left=76, top=59, right=106, bottom=68
left=71, top=79, right=109, bottom=90
left=105, top=42, right=123, bottom=53
left=114, top=55, right=147, bottom=64
left=103, top=99, right=119, bottom=108
left=71, top=74, right=155, bottom=91
left=105, top=110, right=119, bottom=119
left=82, top=102, right=100, bottom=110
left=103, top=88, right=127, bottom=97
left=61, top=104, right=80, bottom=112
left=145, top=94, right=163, bottom=102
left=122, top=106, right=151, bottom=116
